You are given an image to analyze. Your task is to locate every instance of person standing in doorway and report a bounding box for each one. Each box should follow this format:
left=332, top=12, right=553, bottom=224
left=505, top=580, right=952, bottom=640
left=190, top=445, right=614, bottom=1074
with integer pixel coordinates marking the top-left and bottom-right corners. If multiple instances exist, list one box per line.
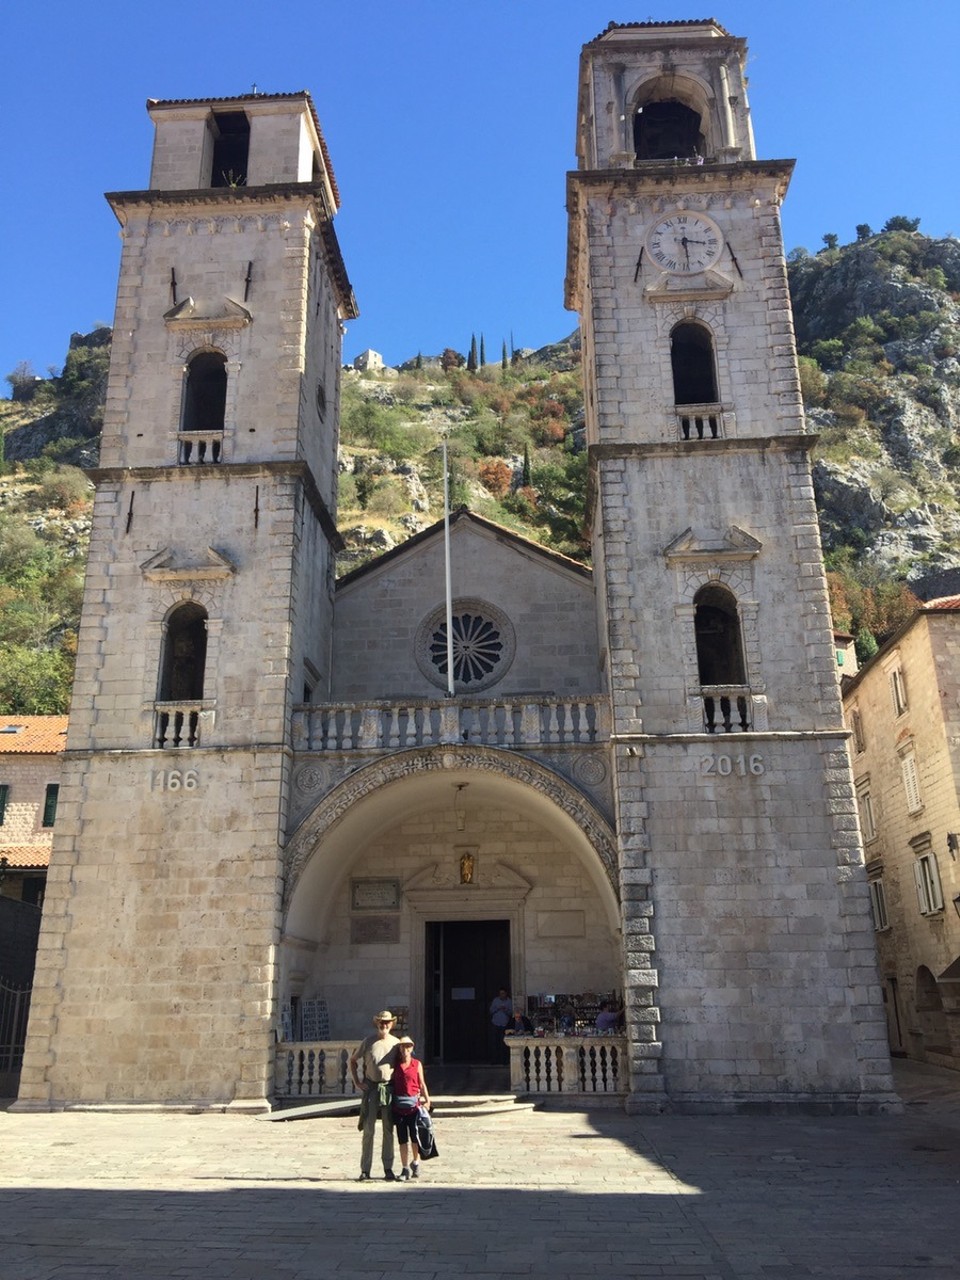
left=350, top=1010, right=400, bottom=1181
left=392, top=1035, right=431, bottom=1180
left=489, top=987, right=512, bottom=1061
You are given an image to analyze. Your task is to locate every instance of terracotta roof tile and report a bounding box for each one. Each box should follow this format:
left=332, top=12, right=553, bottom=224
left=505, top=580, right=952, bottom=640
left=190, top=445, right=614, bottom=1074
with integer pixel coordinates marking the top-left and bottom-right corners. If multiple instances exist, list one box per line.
left=0, top=716, right=68, bottom=755
left=0, top=844, right=52, bottom=869
left=923, top=596, right=960, bottom=611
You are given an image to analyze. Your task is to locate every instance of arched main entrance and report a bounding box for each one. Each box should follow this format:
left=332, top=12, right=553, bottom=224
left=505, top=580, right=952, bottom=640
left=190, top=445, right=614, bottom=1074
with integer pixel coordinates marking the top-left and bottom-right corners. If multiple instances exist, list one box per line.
left=281, top=747, right=620, bottom=1064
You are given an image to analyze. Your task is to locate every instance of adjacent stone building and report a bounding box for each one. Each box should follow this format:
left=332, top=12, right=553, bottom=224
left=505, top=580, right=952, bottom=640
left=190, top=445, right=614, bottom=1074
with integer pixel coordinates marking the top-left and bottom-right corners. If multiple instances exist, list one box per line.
left=843, top=599, right=960, bottom=1065
left=16, top=22, right=896, bottom=1113
left=0, top=716, right=67, bottom=912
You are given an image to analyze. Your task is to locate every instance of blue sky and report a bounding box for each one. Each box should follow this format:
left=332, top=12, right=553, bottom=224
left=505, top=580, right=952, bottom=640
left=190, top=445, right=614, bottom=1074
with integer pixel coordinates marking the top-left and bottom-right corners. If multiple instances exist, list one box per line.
left=1, top=1, right=956, bottom=383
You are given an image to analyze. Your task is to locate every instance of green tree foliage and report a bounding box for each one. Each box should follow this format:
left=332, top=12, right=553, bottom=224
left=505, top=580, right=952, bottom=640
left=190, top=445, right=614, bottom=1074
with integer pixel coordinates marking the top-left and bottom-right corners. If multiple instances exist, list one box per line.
left=882, top=215, right=921, bottom=233
left=822, top=233, right=839, bottom=252
left=479, top=335, right=486, bottom=367
left=855, top=224, right=874, bottom=242
left=467, top=335, right=478, bottom=373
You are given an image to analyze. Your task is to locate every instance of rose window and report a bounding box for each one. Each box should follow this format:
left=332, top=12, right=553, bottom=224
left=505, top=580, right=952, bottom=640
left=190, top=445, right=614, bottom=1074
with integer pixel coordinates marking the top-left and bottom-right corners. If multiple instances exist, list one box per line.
left=430, top=613, right=504, bottom=685
left=416, top=600, right=515, bottom=692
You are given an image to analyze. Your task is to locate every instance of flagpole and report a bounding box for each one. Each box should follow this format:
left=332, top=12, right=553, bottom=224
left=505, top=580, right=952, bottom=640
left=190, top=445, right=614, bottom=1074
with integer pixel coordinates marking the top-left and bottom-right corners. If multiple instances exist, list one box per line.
left=442, top=437, right=455, bottom=697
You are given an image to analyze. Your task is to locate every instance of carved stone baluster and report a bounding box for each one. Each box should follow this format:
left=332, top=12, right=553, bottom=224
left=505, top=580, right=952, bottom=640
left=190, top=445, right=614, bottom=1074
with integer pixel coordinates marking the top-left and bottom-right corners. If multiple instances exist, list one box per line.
left=561, top=1041, right=581, bottom=1092
left=357, top=706, right=379, bottom=749
left=440, top=702, right=460, bottom=745
left=519, top=703, right=539, bottom=746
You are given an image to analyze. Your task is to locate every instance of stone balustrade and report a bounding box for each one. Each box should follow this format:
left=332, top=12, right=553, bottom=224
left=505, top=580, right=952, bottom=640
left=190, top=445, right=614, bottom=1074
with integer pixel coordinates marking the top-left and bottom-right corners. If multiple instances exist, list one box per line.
left=292, top=695, right=609, bottom=753
left=153, top=702, right=204, bottom=749
left=275, top=1042, right=361, bottom=1100
left=507, top=1034, right=627, bottom=1100
left=273, top=1037, right=628, bottom=1104
left=675, top=404, right=724, bottom=441
left=177, top=430, right=223, bottom=465
left=699, top=685, right=751, bottom=733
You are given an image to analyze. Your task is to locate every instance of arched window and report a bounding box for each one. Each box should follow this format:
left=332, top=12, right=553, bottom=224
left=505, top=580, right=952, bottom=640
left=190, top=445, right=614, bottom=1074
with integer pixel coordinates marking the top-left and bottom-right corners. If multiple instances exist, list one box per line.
left=181, top=352, right=226, bottom=463
left=694, top=584, right=748, bottom=733
left=671, top=323, right=718, bottom=406
left=634, top=100, right=704, bottom=161
left=160, top=603, right=208, bottom=702
left=156, top=603, right=207, bottom=748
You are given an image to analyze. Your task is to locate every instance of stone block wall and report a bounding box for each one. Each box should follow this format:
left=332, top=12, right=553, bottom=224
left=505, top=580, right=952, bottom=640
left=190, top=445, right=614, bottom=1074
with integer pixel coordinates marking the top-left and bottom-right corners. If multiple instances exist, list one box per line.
left=17, top=749, right=283, bottom=1107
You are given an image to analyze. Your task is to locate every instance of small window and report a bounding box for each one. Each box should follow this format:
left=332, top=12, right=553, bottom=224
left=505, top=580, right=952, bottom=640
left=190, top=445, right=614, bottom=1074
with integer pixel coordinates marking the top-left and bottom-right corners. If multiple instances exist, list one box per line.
left=850, top=709, right=866, bottom=754
left=914, top=853, right=944, bottom=915
left=0, top=782, right=8, bottom=825
left=855, top=778, right=876, bottom=843
left=42, top=783, right=59, bottom=828
left=900, top=751, right=922, bottom=814
left=889, top=666, right=908, bottom=717
left=869, top=879, right=888, bottom=931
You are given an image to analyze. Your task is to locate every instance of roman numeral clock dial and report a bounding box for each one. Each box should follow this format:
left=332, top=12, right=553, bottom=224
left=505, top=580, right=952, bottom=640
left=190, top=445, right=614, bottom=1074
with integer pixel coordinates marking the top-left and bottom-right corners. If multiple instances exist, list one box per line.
left=647, top=212, right=724, bottom=274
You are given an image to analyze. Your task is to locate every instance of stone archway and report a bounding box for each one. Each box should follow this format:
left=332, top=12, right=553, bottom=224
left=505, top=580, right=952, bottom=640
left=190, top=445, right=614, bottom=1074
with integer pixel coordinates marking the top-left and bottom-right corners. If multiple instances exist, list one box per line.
left=284, top=744, right=620, bottom=915
left=279, top=745, right=622, bottom=1048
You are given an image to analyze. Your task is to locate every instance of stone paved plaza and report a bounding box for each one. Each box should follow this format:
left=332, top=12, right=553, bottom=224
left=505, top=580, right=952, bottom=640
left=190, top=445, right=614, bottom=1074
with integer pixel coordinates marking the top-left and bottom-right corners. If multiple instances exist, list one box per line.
left=2, top=1060, right=959, bottom=1280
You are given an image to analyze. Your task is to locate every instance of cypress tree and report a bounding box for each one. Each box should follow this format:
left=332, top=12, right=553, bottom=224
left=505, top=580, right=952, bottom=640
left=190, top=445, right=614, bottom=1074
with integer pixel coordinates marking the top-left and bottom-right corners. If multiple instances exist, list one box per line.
left=480, top=334, right=486, bottom=367
left=501, top=340, right=508, bottom=371
left=467, top=334, right=478, bottom=372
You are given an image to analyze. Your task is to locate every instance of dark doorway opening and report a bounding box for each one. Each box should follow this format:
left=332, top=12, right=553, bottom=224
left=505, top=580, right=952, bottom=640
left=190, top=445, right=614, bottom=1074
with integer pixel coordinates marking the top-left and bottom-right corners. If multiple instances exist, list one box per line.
left=425, top=919, right=510, bottom=1064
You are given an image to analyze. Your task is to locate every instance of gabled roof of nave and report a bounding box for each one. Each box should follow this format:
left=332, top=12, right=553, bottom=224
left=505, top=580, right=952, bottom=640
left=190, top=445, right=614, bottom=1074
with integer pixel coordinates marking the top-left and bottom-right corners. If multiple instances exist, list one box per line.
left=335, top=507, right=592, bottom=594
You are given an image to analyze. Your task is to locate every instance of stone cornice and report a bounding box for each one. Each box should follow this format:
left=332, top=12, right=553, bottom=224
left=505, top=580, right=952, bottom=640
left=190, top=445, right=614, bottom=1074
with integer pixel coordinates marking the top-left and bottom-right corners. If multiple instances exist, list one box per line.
left=105, top=184, right=358, bottom=320
left=589, top=434, right=817, bottom=463
left=88, top=460, right=344, bottom=552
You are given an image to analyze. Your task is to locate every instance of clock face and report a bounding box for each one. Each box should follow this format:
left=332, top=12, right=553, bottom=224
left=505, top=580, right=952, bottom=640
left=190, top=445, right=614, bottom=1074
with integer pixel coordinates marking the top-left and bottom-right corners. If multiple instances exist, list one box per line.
left=647, top=212, right=724, bottom=274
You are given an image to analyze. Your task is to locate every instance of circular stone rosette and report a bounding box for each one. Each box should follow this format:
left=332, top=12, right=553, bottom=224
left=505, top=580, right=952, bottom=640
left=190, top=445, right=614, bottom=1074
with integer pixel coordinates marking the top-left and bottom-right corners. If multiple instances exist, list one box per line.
left=415, top=599, right=516, bottom=693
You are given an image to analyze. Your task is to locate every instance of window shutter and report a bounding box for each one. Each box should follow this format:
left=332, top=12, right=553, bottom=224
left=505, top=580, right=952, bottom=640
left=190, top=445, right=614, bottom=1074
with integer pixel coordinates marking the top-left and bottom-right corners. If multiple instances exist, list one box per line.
left=914, top=858, right=927, bottom=912
left=0, top=783, right=8, bottom=825
left=42, top=783, right=59, bottom=828
left=924, top=855, right=944, bottom=912
left=901, top=754, right=922, bottom=813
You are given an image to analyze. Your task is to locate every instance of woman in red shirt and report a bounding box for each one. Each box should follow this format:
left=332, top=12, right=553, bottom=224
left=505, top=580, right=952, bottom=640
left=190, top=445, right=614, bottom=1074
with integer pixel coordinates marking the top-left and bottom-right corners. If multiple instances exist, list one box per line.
left=392, top=1035, right=431, bottom=1179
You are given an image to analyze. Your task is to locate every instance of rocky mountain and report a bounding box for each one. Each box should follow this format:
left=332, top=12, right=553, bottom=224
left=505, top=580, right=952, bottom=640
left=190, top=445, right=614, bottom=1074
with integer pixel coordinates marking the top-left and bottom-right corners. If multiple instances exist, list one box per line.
left=788, top=227, right=960, bottom=592
left=3, top=224, right=960, bottom=710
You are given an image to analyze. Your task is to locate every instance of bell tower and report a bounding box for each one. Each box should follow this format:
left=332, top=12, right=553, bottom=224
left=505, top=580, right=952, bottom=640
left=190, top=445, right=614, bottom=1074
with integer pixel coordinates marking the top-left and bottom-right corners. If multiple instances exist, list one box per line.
left=16, top=93, right=356, bottom=1110
left=567, top=22, right=896, bottom=1110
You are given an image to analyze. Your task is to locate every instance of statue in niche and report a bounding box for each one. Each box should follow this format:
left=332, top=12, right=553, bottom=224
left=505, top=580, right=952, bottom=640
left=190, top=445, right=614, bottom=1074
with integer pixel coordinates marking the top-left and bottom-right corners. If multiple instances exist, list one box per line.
left=459, top=851, right=475, bottom=885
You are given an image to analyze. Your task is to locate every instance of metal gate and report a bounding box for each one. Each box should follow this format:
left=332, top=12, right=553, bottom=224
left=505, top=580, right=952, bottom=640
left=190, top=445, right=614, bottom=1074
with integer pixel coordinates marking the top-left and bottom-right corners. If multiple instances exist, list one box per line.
left=0, top=978, right=32, bottom=1097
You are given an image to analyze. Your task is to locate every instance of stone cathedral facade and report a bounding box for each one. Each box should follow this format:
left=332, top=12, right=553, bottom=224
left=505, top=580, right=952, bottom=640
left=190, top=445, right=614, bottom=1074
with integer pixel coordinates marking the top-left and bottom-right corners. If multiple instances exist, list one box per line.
left=17, top=20, right=897, bottom=1113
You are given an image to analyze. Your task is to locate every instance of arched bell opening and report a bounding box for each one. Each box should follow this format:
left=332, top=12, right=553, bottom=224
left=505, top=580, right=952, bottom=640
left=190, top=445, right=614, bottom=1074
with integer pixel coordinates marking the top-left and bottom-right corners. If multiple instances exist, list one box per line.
left=634, top=99, right=705, bottom=161
left=279, top=749, right=622, bottom=1063
left=671, top=321, right=718, bottom=406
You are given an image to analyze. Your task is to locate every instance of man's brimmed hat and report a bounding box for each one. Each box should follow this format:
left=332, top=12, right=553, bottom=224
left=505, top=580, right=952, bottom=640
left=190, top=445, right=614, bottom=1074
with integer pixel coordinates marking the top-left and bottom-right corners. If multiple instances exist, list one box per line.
left=374, top=1010, right=395, bottom=1023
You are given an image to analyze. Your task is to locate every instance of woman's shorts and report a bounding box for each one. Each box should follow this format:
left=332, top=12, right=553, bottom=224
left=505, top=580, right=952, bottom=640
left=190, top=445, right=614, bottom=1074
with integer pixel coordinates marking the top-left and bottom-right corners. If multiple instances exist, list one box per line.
left=393, top=1106, right=419, bottom=1143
